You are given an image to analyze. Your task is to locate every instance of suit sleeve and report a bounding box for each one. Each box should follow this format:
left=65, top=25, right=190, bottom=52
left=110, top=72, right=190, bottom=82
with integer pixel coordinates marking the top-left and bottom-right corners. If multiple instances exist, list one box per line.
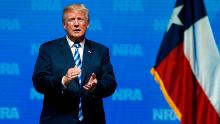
left=32, top=44, right=64, bottom=94
left=90, top=48, right=117, bottom=98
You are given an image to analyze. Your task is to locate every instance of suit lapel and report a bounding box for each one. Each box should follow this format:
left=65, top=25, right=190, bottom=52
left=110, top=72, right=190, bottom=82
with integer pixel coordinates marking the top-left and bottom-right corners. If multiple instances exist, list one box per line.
left=81, top=39, right=93, bottom=85
left=58, top=38, right=92, bottom=85
left=58, top=38, right=75, bottom=69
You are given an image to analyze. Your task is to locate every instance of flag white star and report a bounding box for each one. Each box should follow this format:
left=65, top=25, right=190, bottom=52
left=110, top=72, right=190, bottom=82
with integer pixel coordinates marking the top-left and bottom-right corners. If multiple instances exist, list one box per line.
left=167, top=5, right=184, bottom=31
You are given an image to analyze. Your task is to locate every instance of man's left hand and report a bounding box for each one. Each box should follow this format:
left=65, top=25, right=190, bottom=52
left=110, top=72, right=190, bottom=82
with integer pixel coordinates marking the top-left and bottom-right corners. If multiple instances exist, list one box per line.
left=83, top=73, right=97, bottom=91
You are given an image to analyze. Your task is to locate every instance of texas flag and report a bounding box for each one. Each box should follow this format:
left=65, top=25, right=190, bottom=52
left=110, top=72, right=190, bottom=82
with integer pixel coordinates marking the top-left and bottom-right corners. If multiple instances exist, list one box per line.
left=151, top=0, right=220, bottom=123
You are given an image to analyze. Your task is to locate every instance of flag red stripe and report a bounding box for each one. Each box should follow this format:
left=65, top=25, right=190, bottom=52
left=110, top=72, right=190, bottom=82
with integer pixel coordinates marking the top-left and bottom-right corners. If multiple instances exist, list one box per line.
left=155, top=42, right=220, bottom=124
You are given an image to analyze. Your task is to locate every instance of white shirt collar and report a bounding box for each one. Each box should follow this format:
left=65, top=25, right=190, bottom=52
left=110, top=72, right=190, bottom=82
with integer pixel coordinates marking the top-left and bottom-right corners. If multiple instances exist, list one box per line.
left=66, top=36, right=85, bottom=48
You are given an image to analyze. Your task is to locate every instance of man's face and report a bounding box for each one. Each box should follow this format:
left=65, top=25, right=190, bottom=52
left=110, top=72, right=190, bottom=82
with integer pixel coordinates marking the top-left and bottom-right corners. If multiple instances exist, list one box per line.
left=63, top=10, right=89, bottom=41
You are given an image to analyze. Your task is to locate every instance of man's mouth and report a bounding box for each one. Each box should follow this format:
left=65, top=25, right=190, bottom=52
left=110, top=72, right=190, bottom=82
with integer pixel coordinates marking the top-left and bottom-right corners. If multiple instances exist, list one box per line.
left=73, top=29, right=81, bottom=32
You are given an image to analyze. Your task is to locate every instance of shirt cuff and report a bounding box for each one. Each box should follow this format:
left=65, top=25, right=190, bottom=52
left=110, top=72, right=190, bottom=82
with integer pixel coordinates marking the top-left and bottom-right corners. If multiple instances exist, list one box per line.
left=61, top=76, right=67, bottom=89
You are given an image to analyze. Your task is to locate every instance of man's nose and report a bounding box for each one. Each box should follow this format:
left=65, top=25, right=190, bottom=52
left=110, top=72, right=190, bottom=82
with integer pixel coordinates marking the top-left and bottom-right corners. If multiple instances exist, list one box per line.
left=74, top=20, right=79, bottom=25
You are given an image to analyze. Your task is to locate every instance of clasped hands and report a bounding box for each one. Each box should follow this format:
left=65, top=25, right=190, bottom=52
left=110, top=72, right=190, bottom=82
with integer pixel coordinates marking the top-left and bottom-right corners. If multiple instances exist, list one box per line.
left=63, top=66, right=97, bottom=91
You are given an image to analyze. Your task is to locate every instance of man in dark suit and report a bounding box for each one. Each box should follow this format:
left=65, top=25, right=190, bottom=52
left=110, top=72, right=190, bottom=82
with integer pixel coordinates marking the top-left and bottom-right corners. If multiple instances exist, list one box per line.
left=32, top=4, right=117, bottom=124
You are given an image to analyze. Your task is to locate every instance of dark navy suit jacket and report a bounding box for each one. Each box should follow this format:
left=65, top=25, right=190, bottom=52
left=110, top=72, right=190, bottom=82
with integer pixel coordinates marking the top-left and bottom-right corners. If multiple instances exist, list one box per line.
left=32, top=37, right=117, bottom=124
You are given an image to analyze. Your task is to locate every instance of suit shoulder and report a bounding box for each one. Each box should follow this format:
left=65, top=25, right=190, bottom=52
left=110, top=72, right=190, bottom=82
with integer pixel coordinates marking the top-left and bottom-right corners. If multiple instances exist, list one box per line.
left=86, top=39, right=109, bottom=50
left=40, top=37, right=66, bottom=49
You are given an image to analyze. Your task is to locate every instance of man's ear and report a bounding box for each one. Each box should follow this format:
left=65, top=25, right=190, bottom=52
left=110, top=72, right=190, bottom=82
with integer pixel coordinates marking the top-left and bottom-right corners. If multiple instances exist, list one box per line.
left=87, top=21, right=90, bottom=28
left=63, top=24, right=67, bottom=29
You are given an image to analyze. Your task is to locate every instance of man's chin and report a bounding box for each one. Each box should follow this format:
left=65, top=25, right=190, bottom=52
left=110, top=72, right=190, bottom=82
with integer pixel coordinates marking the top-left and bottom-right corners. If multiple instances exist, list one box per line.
left=70, top=35, right=84, bottom=41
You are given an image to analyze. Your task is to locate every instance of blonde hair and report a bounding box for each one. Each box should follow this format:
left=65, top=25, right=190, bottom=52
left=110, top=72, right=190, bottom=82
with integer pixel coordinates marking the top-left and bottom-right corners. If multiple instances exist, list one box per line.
left=62, top=4, right=89, bottom=23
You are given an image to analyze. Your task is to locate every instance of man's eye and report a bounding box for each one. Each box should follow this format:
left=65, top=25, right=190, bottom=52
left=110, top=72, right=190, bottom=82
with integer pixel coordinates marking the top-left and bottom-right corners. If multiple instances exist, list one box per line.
left=70, top=19, right=75, bottom=21
left=78, top=18, right=85, bottom=20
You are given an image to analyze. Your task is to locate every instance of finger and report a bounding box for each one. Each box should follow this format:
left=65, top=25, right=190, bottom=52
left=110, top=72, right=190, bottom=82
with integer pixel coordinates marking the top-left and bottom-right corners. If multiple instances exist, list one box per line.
left=71, top=75, right=76, bottom=79
left=88, top=84, right=96, bottom=90
left=71, top=72, right=79, bottom=76
left=91, top=82, right=97, bottom=86
left=87, top=83, right=93, bottom=88
left=86, top=83, right=92, bottom=87
left=83, top=85, right=90, bottom=90
left=69, top=68, right=75, bottom=72
left=91, top=73, right=96, bottom=79
left=89, top=73, right=95, bottom=81
left=88, top=76, right=93, bottom=82
left=73, top=66, right=82, bottom=71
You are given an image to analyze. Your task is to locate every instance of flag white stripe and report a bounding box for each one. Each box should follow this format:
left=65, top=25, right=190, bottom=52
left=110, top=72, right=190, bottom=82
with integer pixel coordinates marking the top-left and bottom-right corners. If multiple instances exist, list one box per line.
left=184, top=16, right=220, bottom=115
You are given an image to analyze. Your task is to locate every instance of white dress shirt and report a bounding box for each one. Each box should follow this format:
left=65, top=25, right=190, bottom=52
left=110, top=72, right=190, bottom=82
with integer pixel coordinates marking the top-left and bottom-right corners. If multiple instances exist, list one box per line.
left=66, top=36, right=85, bottom=62
left=61, top=36, right=85, bottom=87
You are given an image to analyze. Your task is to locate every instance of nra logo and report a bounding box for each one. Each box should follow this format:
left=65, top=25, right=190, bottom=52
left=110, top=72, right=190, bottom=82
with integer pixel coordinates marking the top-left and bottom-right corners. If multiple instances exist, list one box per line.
left=112, top=88, right=143, bottom=101
left=0, top=107, right=19, bottom=119
left=113, top=0, right=144, bottom=11
left=112, top=43, right=143, bottom=57
left=0, top=19, right=20, bottom=31
left=30, top=87, right=43, bottom=100
left=0, top=63, right=20, bottom=75
left=31, top=0, right=61, bottom=11
left=152, top=108, right=178, bottom=121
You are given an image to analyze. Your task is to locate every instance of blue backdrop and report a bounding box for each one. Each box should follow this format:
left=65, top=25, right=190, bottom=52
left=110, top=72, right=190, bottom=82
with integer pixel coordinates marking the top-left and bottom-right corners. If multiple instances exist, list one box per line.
left=0, top=0, right=220, bottom=124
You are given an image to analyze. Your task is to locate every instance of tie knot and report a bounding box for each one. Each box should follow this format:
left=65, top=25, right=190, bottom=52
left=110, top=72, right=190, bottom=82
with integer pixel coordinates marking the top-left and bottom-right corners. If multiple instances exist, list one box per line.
left=74, top=43, right=80, bottom=48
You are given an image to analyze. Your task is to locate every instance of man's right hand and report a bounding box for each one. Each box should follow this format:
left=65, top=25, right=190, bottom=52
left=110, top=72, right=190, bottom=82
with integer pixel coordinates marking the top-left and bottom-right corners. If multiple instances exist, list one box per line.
left=63, top=66, right=81, bottom=86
